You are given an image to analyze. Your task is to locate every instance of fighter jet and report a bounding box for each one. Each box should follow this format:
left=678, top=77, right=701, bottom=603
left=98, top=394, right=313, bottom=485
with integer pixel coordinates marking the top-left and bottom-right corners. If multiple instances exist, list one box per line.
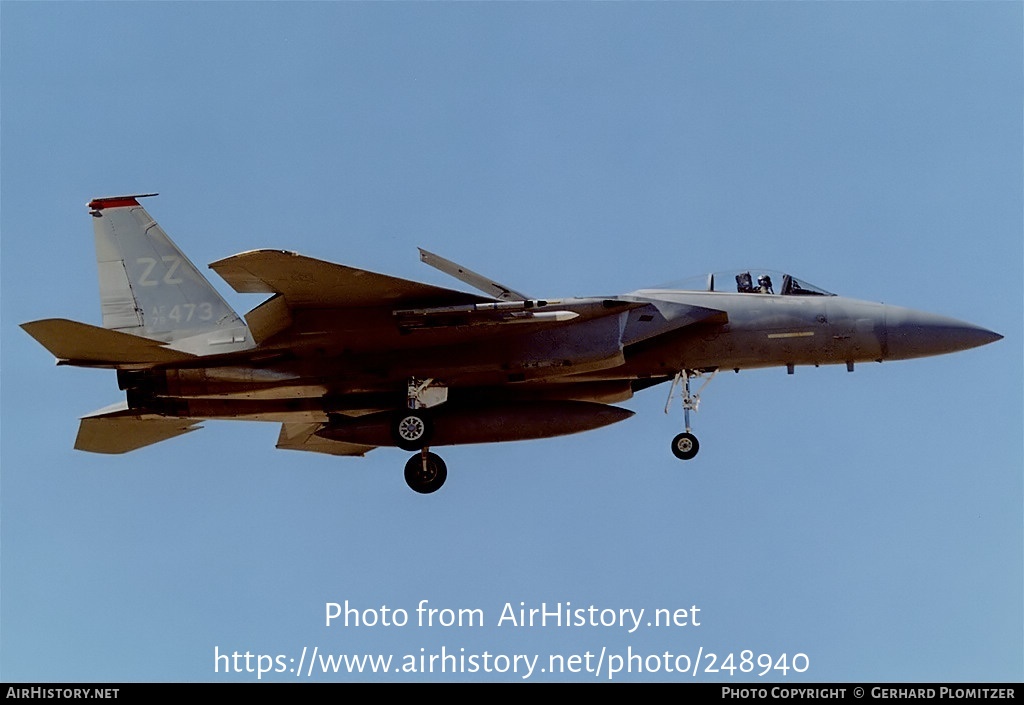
left=21, top=195, right=1002, bottom=493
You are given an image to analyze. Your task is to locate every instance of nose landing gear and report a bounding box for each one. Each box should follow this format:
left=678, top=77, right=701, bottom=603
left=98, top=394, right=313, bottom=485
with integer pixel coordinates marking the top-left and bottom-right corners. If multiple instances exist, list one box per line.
left=671, top=432, right=700, bottom=461
left=664, top=369, right=717, bottom=461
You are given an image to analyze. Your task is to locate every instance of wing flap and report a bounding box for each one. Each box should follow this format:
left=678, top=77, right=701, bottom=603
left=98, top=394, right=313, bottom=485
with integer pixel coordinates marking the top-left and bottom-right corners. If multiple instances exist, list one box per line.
left=210, top=250, right=491, bottom=308
left=21, top=319, right=198, bottom=365
left=276, top=422, right=376, bottom=457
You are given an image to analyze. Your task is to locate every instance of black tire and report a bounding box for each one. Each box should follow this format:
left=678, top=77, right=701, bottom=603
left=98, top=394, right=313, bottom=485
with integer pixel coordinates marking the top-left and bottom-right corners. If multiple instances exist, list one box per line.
left=671, top=432, right=699, bottom=461
left=404, top=452, right=447, bottom=494
left=392, top=410, right=432, bottom=451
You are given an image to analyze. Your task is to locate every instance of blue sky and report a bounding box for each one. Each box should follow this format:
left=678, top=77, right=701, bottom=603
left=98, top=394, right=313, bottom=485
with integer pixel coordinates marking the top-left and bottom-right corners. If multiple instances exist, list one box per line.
left=2, top=2, right=1020, bottom=682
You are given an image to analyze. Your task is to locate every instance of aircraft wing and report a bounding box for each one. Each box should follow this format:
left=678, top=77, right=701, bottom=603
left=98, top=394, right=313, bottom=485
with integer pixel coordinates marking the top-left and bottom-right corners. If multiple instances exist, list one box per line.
left=75, top=402, right=203, bottom=453
left=275, top=422, right=376, bottom=457
left=210, top=250, right=493, bottom=308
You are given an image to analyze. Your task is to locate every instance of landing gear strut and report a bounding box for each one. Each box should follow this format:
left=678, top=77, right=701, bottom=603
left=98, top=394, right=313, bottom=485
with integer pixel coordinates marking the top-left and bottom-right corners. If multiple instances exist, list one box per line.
left=664, top=368, right=717, bottom=461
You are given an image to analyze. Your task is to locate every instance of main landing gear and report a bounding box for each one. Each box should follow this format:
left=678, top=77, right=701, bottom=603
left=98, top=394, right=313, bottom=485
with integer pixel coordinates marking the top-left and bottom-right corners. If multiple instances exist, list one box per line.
left=393, top=410, right=448, bottom=494
left=664, top=369, right=717, bottom=461
left=392, top=410, right=447, bottom=493
left=392, top=378, right=450, bottom=493
left=404, top=450, right=447, bottom=494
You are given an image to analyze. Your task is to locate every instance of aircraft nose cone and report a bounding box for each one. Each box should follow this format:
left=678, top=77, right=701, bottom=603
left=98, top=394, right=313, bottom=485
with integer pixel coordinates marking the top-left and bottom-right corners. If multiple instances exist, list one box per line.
left=885, top=306, right=1002, bottom=360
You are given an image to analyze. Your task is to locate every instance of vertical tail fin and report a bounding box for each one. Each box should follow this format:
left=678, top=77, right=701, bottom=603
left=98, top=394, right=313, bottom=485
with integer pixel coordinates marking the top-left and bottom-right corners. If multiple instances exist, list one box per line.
left=89, top=194, right=252, bottom=355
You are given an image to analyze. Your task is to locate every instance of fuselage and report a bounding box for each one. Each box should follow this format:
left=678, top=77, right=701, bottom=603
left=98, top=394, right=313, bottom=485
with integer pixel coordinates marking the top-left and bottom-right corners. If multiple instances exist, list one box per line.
left=117, top=286, right=1001, bottom=428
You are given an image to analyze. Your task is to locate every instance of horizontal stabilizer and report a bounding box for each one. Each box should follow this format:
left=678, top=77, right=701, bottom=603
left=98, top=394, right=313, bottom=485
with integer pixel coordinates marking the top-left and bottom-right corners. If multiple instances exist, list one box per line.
left=211, top=250, right=491, bottom=308
left=276, top=422, right=376, bottom=457
left=21, top=318, right=197, bottom=365
left=75, top=403, right=203, bottom=453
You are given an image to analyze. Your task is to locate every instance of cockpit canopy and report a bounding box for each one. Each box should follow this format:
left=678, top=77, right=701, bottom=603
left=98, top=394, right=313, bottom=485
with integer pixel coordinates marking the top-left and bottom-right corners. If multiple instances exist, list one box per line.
left=670, top=270, right=836, bottom=296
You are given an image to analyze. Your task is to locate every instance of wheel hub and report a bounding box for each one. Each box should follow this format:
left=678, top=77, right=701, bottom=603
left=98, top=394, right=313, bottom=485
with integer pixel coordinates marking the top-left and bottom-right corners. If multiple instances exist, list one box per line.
left=397, top=416, right=426, bottom=441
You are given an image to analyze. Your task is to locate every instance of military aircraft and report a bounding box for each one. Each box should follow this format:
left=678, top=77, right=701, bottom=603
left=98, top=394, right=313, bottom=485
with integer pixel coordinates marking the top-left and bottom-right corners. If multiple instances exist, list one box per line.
left=22, top=195, right=1002, bottom=493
